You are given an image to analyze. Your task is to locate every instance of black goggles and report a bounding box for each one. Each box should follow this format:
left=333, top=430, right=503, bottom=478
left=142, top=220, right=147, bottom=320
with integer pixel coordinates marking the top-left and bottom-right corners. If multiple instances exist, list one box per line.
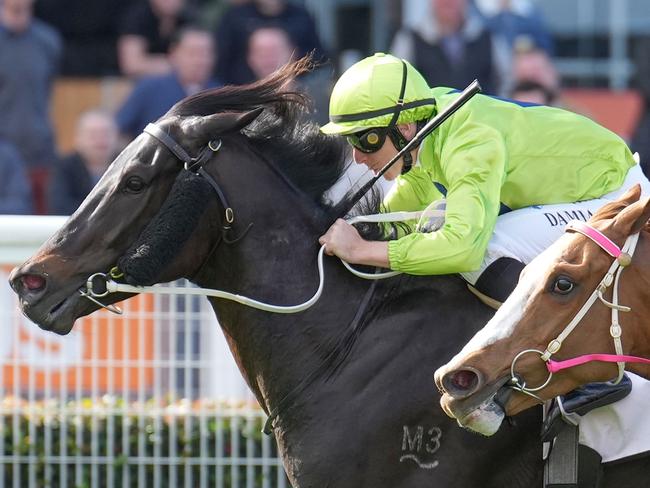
left=346, top=128, right=389, bottom=153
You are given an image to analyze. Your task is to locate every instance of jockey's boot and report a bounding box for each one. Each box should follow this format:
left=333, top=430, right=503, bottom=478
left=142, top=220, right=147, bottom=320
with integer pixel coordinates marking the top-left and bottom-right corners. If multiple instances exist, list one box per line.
left=468, top=257, right=525, bottom=309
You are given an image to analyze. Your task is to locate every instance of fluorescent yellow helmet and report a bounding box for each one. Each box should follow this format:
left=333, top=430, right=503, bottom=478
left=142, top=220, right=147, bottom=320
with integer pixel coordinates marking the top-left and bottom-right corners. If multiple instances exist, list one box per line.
left=321, top=53, right=436, bottom=135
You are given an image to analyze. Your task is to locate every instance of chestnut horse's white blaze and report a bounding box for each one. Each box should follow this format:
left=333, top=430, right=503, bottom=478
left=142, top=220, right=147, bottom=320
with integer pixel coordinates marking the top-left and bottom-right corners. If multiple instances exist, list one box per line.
left=446, top=234, right=572, bottom=368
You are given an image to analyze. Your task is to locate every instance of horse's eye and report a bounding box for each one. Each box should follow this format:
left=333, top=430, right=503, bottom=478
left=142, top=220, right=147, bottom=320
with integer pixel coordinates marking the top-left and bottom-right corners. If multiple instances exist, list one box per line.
left=124, top=176, right=146, bottom=193
left=552, top=277, right=575, bottom=295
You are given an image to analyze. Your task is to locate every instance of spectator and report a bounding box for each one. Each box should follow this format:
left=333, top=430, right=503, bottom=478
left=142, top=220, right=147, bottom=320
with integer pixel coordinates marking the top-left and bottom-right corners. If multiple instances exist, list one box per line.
left=216, top=0, right=325, bottom=85
left=474, top=0, right=554, bottom=56
left=48, top=111, right=119, bottom=215
left=34, top=0, right=134, bottom=76
left=246, top=25, right=295, bottom=80
left=195, top=0, right=245, bottom=31
left=118, top=0, right=193, bottom=78
left=246, top=26, right=331, bottom=124
left=0, top=140, right=33, bottom=214
left=390, top=0, right=507, bottom=96
left=117, top=26, right=221, bottom=140
left=509, top=42, right=561, bottom=106
left=0, top=0, right=61, bottom=214
left=510, top=80, right=556, bottom=106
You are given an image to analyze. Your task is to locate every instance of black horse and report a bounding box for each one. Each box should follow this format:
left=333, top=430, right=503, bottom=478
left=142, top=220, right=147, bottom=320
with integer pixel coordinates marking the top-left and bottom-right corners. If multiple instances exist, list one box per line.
left=9, top=61, right=649, bottom=487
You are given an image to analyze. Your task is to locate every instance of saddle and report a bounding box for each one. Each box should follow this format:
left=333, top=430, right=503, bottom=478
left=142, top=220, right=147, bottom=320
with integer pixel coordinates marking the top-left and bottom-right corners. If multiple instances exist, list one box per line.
left=541, top=374, right=633, bottom=442
left=542, top=374, right=633, bottom=488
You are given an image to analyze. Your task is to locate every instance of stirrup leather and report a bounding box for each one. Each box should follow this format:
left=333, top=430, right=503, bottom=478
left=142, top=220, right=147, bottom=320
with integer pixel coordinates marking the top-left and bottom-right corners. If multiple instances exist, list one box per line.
left=466, top=284, right=502, bottom=310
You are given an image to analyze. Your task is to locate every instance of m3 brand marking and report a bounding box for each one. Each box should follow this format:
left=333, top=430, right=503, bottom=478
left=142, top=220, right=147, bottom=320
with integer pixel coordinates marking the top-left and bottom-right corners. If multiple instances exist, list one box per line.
left=399, top=425, right=441, bottom=469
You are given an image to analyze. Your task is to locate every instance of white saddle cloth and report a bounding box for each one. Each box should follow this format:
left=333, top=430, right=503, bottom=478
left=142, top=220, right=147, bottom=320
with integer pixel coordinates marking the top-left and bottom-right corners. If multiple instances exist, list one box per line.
left=579, top=372, right=650, bottom=463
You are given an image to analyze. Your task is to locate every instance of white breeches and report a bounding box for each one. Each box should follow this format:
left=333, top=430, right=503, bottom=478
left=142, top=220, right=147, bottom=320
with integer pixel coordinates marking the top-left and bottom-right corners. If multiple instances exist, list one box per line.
left=462, top=163, right=650, bottom=285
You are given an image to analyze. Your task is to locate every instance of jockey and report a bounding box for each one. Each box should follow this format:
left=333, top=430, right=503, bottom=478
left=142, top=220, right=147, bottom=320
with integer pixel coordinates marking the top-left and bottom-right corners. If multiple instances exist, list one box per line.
left=319, top=52, right=650, bottom=305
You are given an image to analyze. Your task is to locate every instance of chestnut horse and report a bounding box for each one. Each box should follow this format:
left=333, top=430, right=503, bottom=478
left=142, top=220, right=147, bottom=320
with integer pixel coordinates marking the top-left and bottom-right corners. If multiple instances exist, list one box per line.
left=9, top=61, right=650, bottom=486
left=435, top=185, right=650, bottom=438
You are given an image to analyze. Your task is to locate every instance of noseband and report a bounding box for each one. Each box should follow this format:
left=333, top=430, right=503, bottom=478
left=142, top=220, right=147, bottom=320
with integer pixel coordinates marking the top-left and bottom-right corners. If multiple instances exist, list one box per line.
left=79, top=123, right=255, bottom=313
left=509, top=220, right=650, bottom=399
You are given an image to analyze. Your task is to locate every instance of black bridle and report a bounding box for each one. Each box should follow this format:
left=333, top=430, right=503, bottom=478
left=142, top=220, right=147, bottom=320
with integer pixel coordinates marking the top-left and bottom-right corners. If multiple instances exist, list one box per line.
left=143, top=122, right=379, bottom=434
left=143, top=123, right=252, bottom=244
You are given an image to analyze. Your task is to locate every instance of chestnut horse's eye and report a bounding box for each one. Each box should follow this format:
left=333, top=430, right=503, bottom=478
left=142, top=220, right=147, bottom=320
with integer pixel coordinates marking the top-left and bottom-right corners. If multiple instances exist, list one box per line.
left=124, top=176, right=146, bottom=193
left=552, top=277, right=575, bottom=295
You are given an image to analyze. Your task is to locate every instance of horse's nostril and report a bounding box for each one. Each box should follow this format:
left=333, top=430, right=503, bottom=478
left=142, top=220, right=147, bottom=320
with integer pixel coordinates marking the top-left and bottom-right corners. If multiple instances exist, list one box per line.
left=21, top=274, right=46, bottom=292
left=443, top=368, right=481, bottom=397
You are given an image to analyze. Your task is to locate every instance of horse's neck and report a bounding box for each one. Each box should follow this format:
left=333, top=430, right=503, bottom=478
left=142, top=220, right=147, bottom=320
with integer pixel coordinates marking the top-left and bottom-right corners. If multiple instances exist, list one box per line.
left=202, top=201, right=373, bottom=408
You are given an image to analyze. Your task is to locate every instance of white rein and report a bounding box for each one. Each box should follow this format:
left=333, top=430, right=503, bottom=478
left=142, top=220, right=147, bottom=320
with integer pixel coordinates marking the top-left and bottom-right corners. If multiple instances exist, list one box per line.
left=81, top=207, right=445, bottom=315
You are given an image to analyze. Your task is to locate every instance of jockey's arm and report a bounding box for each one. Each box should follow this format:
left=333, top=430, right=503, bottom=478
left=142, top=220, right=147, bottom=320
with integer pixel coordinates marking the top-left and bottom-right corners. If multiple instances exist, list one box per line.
left=320, top=125, right=507, bottom=274
left=319, top=222, right=390, bottom=267
left=387, top=125, right=507, bottom=274
left=382, top=167, right=444, bottom=237
left=318, top=166, right=439, bottom=266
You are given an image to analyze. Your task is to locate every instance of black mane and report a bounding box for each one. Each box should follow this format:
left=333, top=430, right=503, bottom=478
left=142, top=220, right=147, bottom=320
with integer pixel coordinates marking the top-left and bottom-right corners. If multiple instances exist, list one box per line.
left=167, top=59, right=356, bottom=213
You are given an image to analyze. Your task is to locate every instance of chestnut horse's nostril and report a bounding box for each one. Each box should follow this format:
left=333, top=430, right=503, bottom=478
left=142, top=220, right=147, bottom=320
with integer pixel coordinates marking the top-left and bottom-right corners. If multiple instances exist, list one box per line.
left=442, top=368, right=483, bottom=399
left=20, top=274, right=47, bottom=292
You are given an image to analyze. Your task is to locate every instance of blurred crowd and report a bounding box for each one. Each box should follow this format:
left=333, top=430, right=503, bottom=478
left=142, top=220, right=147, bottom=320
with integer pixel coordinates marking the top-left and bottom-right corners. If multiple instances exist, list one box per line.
left=0, top=0, right=647, bottom=215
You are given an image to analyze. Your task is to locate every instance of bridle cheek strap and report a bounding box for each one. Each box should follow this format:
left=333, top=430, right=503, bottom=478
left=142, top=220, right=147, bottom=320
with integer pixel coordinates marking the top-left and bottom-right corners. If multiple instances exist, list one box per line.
left=510, top=221, right=643, bottom=396
left=540, top=221, right=641, bottom=383
left=143, top=123, right=244, bottom=239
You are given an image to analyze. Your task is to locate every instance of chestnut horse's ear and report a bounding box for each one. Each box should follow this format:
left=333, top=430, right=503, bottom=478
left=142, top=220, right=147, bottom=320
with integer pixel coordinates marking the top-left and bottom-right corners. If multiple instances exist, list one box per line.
left=591, top=184, right=641, bottom=221
left=613, top=192, right=650, bottom=235
left=181, top=107, right=265, bottom=139
left=617, top=183, right=642, bottom=205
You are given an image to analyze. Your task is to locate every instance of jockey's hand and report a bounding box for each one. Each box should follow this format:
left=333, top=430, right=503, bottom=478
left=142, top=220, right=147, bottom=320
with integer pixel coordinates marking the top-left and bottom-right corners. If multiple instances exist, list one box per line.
left=318, top=219, right=391, bottom=268
left=319, top=219, right=363, bottom=262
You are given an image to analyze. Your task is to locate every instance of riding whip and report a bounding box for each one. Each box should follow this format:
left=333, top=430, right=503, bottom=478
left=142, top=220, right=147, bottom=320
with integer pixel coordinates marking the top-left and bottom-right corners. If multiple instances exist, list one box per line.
left=337, top=79, right=482, bottom=218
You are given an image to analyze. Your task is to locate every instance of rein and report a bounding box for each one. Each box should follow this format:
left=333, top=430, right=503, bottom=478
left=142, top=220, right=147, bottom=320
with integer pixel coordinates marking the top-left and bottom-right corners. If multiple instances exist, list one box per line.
left=83, top=208, right=446, bottom=311
left=509, top=220, right=645, bottom=398
left=81, top=121, right=447, bottom=312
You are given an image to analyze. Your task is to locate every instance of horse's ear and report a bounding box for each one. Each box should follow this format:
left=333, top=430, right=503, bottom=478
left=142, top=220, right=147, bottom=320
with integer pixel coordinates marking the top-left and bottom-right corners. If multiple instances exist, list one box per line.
left=617, top=183, right=642, bottom=206
left=201, top=107, right=264, bottom=134
left=613, top=193, right=650, bottom=235
left=592, top=184, right=642, bottom=221
left=182, top=108, right=264, bottom=138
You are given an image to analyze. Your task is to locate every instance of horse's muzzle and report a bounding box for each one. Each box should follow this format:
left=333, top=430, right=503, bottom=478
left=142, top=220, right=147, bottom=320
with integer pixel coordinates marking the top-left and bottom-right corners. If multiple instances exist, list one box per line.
left=9, top=263, right=89, bottom=335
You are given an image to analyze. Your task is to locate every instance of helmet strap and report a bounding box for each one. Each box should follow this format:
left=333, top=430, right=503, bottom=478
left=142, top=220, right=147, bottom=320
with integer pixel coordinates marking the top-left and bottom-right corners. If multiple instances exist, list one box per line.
left=387, top=126, right=413, bottom=174
left=387, top=60, right=408, bottom=128
left=387, top=60, right=414, bottom=174
left=402, top=152, right=414, bottom=174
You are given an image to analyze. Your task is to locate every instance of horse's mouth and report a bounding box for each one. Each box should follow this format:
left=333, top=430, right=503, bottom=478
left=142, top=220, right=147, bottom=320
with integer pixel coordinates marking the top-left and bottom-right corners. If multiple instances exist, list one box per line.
left=455, top=397, right=506, bottom=436
left=18, top=285, right=97, bottom=335
left=440, top=376, right=513, bottom=436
